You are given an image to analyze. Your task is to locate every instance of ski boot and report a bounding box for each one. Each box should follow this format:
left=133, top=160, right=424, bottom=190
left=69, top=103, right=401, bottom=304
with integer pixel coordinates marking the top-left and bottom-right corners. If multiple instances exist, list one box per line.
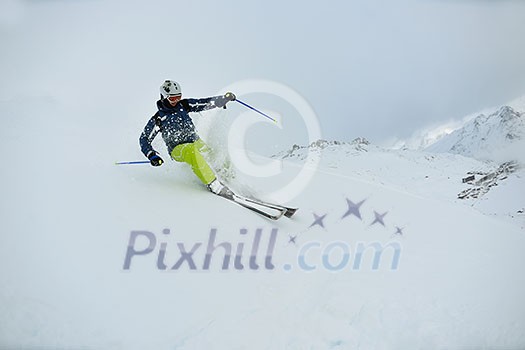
left=207, top=179, right=234, bottom=199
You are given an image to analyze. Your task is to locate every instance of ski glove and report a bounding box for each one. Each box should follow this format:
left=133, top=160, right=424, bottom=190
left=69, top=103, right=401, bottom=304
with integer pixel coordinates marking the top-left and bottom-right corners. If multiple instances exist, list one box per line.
left=215, top=92, right=236, bottom=109
left=147, top=151, right=163, bottom=167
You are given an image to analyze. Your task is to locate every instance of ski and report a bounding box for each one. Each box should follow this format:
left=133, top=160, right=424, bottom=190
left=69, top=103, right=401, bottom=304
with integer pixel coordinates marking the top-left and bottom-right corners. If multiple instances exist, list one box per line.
left=230, top=194, right=286, bottom=220
left=238, top=196, right=298, bottom=218
left=213, top=187, right=297, bottom=220
left=283, top=207, right=298, bottom=218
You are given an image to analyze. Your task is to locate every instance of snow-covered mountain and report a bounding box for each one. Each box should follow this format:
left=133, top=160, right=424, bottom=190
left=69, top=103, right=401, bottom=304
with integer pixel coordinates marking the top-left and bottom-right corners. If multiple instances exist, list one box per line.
left=426, top=105, right=525, bottom=162
left=1, top=97, right=525, bottom=349
left=394, top=94, right=525, bottom=155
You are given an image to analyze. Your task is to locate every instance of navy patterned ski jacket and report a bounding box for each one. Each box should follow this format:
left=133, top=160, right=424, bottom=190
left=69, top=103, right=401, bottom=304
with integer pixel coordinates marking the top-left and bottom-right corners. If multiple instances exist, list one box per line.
left=139, top=96, right=223, bottom=158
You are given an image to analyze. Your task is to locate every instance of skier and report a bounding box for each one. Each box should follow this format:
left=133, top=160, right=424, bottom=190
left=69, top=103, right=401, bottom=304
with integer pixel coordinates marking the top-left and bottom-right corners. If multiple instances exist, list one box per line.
left=139, top=80, right=236, bottom=197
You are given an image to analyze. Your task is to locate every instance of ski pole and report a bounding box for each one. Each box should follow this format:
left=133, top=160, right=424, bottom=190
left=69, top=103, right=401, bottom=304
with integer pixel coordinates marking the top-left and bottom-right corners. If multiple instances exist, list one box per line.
left=115, top=160, right=150, bottom=165
left=235, top=99, right=277, bottom=123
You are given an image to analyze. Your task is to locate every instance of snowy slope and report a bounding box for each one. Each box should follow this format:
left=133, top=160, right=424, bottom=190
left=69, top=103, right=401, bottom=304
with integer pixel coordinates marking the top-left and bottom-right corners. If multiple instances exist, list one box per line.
left=1, top=99, right=525, bottom=350
left=274, top=138, right=525, bottom=229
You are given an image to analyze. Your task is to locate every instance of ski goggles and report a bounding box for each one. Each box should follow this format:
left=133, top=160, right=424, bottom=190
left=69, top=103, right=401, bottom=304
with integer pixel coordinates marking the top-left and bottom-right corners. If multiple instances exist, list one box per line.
left=167, top=94, right=182, bottom=102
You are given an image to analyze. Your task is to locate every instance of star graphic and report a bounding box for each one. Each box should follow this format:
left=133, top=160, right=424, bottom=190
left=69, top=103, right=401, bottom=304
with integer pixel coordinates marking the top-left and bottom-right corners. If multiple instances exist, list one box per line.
left=288, top=235, right=298, bottom=245
left=341, top=198, right=365, bottom=220
left=370, top=211, right=388, bottom=226
left=393, top=226, right=404, bottom=236
left=310, top=213, right=328, bottom=228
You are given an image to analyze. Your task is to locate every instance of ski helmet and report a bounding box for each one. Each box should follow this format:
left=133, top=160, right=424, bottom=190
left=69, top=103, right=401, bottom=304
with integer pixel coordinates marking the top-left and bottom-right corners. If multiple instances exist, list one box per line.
left=160, top=80, right=181, bottom=98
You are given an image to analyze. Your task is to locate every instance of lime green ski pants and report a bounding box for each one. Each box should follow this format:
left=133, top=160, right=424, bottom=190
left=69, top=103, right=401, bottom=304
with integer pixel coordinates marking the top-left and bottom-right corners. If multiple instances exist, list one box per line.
left=170, top=139, right=216, bottom=185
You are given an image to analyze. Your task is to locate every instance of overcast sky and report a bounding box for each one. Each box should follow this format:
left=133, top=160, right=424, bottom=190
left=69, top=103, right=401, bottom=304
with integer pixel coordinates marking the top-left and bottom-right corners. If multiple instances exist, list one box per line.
left=1, top=0, right=525, bottom=149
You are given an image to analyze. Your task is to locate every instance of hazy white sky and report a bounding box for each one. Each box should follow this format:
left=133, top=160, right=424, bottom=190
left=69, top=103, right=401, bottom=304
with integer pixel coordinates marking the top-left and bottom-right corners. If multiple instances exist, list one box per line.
left=1, top=0, right=525, bottom=148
